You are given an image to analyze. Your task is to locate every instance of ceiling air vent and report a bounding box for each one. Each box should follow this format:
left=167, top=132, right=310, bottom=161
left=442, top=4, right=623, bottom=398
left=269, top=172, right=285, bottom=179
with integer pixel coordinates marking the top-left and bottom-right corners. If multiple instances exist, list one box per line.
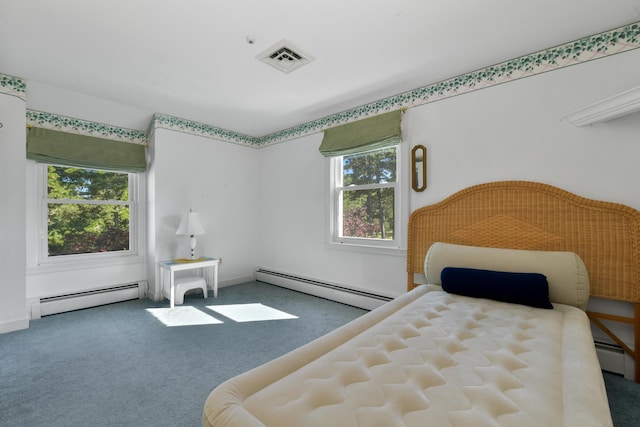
left=257, top=40, right=314, bottom=74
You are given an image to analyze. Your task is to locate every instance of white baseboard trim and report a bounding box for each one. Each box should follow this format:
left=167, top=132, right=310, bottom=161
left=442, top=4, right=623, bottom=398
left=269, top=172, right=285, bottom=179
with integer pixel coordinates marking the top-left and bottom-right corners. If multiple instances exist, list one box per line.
left=221, top=275, right=256, bottom=288
left=0, top=316, right=29, bottom=334
left=30, top=282, right=146, bottom=319
left=254, top=267, right=393, bottom=310
left=595, top=340, right=636, bottom=380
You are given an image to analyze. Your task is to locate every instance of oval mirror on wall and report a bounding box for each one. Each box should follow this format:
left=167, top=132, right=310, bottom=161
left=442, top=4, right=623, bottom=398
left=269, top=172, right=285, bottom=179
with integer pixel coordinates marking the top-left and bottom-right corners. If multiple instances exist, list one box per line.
left=411, top=145, right=427, bottom=192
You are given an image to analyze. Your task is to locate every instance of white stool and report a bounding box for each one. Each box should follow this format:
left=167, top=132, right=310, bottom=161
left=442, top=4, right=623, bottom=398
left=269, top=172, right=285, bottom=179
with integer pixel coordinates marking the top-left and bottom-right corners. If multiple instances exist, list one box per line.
left=173, top=276, right=207, bottom=305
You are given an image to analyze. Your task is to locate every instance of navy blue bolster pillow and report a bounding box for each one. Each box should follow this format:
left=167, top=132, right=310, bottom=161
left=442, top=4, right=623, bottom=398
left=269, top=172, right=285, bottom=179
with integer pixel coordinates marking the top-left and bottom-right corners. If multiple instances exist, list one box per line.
left=440, top=267, right=553, bottom=309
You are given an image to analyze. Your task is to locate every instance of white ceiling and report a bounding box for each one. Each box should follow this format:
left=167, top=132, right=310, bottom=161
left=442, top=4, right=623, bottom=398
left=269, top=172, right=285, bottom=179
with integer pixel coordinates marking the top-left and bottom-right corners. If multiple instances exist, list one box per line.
left=2, top=0, right=640, bottom=137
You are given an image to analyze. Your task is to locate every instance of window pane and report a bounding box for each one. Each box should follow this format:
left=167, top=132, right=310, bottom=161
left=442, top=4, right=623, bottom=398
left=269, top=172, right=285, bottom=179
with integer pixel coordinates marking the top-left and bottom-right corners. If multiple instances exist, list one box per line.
left=341, top=188, right=394, bottom=239
left=48, top=166, right=129, bottom=201
left=343, top=147, right=396, bottom=186
left=48, top=203, right=130, bottom=256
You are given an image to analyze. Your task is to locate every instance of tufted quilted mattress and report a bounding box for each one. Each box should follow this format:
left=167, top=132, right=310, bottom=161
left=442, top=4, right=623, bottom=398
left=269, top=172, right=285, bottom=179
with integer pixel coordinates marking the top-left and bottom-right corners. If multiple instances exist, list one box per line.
left=202, top=285, right=612, bottom=427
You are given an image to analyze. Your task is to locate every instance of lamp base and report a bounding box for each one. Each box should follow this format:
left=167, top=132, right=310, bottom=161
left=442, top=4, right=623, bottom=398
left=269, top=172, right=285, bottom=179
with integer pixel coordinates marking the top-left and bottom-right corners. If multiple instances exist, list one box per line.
left=189, top=235, right=197, bottom=260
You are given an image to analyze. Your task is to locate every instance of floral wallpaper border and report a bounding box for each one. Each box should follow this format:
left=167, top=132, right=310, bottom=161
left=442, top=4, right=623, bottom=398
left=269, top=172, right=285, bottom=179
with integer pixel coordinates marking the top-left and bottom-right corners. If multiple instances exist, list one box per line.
left=153, top=113, right=260, bottom=147
left=0, top=74, right=27, bottom=100
left=3, top=21, right=639, bottom=147
left=26, top=110, right=147, bottom=145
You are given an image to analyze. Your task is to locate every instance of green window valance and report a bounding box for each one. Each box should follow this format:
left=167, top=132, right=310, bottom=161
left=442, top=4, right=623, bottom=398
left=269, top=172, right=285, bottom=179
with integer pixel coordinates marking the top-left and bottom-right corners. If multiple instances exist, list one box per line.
left=319, top=110, right=402, bottom=157
left=27, top=127, right=147, bottom=172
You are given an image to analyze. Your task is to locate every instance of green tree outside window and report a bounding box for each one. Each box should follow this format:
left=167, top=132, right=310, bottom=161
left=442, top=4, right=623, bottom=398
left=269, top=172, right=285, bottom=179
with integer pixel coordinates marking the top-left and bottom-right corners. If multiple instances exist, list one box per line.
left=47, top=166, right=130, bottom=256
left=341, top=147, right=396, bottom=240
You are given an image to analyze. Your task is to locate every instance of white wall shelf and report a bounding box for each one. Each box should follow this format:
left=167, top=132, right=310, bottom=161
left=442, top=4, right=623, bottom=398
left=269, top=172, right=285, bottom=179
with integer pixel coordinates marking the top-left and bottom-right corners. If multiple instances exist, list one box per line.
left=563, top=85, right=640, bottom=126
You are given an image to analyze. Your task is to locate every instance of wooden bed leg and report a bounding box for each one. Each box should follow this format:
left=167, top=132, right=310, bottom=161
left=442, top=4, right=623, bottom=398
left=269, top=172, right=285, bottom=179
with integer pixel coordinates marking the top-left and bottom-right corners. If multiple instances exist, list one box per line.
left=587, top=310, right=638, bottom=382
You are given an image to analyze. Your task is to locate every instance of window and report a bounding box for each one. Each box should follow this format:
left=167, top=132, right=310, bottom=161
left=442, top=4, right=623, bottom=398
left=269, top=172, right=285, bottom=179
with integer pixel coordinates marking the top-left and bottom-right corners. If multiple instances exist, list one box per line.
left=40, top=164, right=138, bottom=259
left=330, top=145, right=403, bottom=249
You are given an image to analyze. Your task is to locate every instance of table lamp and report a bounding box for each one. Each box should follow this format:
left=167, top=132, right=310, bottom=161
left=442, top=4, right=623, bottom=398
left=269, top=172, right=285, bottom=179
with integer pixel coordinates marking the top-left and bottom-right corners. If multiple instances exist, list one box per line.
left=176, top=209, right=206, bottom=259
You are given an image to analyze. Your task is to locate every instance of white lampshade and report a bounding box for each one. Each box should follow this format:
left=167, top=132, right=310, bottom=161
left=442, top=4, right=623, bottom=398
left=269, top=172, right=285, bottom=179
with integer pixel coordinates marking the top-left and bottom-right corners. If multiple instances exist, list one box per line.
left=176, top=210, right=206, bottom=236
left=176, top=210, right=206, bottom=259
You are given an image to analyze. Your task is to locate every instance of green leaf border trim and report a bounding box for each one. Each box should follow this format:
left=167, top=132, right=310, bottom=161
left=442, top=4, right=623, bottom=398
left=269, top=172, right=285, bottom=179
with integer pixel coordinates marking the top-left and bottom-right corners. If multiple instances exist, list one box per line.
left=152, top=114, right=260, bottom=147
left=0, top=74, right=26, bottom=100
left=26, top=110, right=147, bottom=145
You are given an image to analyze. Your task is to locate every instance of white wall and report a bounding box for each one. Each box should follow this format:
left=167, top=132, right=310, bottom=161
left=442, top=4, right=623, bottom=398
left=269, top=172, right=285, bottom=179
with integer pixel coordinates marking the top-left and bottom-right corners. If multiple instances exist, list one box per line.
left=2, top=44, right=639, bottom=333
left=0, top=91, right=28, bottom=332
left=13, top=83, right=260, bottom=318
left=20, top=105, right=260, bottom=309
left=257, top=48, right=640, bottom=298
left=257, top=134, right=406, bottom=297
left=146, top=128, right=260, bottom=299
left=407, top=48, right=640, bottom=212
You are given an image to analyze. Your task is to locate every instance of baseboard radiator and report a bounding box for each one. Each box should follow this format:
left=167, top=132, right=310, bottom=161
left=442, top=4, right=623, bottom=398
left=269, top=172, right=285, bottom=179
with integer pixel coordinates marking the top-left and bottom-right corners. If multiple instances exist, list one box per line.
left=595, top=340, right=635, bottom=380
left=255, top=268, right=392, bottom=310
left=31, top=282, right=146, bottom=319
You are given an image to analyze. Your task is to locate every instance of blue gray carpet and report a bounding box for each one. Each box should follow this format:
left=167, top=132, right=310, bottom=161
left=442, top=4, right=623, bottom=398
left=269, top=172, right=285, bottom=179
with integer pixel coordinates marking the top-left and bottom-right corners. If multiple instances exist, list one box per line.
left=603, top=370, right=640, bottom=427
left=1, top=282, right=366, bottom=426
left=1, top=281, right=638, bottom=426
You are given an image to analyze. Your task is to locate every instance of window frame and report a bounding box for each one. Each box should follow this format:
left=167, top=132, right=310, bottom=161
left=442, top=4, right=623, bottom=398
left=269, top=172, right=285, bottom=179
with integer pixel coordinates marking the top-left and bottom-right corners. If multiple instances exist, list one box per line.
left=36, top=162, right=142, bottom=265
left=328, top=144, right=407, bottom=253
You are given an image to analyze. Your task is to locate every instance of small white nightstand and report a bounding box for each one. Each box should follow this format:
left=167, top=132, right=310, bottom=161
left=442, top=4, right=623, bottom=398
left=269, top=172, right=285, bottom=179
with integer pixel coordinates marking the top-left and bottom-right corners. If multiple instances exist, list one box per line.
left=159, top=257, right=219, bottom=308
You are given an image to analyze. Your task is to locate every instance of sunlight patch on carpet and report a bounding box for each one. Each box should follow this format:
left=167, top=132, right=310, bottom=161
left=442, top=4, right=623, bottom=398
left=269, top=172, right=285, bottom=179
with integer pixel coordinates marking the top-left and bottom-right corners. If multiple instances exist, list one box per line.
left=146, top=307, right=223, bottom=327
left=207, top=303, right=298, bottom=322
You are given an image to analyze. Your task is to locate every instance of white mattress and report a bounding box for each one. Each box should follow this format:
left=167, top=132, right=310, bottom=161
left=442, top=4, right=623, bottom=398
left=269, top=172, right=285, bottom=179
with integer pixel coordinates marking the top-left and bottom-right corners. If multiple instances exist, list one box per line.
left=202, top=285, right=612, bottom=427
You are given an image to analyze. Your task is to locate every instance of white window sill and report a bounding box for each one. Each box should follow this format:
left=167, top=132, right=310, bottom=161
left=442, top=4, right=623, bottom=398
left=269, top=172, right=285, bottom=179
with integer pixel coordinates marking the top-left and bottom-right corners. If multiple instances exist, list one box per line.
left=325, top=241, right=407, bottom=257
left=28, top=253, right=146, bottom=275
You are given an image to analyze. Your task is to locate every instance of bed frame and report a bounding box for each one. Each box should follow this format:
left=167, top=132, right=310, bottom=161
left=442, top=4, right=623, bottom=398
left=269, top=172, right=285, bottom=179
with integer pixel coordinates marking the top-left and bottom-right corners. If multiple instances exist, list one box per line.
left=406, top=180, right=640, bottom=382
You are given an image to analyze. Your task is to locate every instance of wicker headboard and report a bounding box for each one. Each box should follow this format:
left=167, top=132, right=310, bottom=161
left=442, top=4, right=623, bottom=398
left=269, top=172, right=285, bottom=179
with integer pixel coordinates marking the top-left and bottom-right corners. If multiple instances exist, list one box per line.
left=407, top=181, right=640, bottom=304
